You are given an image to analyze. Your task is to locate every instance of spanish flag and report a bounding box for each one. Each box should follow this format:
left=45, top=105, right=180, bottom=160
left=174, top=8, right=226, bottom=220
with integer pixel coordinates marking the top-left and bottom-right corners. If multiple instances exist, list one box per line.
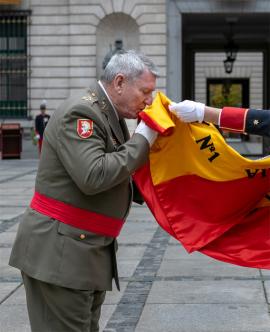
left=134, top=92, right=270, bottom=269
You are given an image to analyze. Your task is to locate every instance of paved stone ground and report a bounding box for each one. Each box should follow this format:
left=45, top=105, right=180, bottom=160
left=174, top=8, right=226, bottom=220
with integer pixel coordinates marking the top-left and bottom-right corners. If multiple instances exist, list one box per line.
left=0, top=136, right=270, bottom=332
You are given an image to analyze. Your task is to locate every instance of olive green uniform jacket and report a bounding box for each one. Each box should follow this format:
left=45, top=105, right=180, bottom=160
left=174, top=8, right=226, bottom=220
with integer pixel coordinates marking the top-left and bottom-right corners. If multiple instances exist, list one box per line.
left=9, top=82, right=149, bottom=291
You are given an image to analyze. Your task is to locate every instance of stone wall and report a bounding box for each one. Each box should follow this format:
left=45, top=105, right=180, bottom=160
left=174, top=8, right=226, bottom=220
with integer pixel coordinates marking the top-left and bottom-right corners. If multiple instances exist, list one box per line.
left=24, top=0, right=167, bottom=125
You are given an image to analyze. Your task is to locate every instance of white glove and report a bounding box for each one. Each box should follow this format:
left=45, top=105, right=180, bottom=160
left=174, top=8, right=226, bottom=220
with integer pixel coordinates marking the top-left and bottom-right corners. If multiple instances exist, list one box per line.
left=34, top=134, right=40, bottom=141
left=135, top=120, right=157, bottom=146
left=169, top=100, right=205, bottom=123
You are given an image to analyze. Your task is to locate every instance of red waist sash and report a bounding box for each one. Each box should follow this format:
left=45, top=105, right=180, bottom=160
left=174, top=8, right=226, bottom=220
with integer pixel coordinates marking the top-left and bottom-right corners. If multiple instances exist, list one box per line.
left=30, top=191, right=124, bottom=238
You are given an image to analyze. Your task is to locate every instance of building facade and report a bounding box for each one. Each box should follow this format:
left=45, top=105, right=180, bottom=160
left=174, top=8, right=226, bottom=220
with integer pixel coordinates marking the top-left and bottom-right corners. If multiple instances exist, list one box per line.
left=0, top=0, right=167, bottom=131
left=0, top=0, right=270, bottom=152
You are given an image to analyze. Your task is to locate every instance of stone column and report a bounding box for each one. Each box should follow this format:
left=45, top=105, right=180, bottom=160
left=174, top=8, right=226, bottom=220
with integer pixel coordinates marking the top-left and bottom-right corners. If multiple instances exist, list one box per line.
left=167, top=0, right=182, bottom=101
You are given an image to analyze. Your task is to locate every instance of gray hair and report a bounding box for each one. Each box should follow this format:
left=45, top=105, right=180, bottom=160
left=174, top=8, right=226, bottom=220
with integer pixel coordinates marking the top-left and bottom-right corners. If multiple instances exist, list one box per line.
left=100, top=49, right=159, bottom=83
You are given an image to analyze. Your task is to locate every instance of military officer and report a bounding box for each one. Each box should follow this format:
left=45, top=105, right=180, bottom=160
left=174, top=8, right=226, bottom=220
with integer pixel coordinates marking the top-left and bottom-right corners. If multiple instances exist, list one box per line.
left=169, top=100, right=270, bottom=136
left=9, top=50, right=158, bottom=332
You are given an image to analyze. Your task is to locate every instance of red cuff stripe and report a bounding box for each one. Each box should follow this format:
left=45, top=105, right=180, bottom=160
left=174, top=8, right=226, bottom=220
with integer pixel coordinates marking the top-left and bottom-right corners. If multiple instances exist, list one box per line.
left=220, top=107, right=248, bottom=133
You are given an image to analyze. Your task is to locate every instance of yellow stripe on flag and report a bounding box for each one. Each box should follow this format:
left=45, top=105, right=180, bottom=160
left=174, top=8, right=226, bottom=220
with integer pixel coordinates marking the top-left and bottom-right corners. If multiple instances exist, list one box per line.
left=145, top=92, right=270, bottom=186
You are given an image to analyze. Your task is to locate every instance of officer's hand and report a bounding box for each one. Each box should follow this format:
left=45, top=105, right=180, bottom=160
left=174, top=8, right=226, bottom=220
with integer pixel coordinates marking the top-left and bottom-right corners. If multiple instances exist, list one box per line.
left=35, top=134, right=40, bottom=141
left=169, top=100, right=205, bottom=123
left=135, top=120, right=158, bottom=146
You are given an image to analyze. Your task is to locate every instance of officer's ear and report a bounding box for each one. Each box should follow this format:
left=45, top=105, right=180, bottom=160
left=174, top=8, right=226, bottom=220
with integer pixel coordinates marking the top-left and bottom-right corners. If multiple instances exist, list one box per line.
left=114, top=74, right=125, bottom=95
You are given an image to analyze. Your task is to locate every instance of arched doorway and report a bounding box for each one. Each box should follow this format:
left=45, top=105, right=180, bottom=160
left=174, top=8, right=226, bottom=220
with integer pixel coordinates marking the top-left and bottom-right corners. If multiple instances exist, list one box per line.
left=96, top=13, right=140, bottom=133
left=96, top=13, right=139, bottom=79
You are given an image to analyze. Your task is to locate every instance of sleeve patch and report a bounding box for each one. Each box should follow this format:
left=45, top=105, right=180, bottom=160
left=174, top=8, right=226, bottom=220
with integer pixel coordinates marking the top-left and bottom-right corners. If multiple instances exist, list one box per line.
left=77, top=119, right=94, bottom=138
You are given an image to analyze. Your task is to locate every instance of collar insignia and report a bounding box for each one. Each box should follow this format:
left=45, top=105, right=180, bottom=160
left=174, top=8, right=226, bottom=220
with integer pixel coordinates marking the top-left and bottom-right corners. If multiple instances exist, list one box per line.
left=101, top=100, right=107, bottom=110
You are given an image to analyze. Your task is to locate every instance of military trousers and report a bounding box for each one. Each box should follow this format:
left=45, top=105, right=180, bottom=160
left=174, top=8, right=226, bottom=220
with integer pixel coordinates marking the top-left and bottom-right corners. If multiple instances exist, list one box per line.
left=21, top=272, right=106, bottom=332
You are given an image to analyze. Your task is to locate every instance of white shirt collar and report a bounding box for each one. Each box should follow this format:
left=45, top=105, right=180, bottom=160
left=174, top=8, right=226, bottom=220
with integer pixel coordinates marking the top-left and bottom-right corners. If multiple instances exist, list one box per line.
left=98, top=80, right=119, bottom=120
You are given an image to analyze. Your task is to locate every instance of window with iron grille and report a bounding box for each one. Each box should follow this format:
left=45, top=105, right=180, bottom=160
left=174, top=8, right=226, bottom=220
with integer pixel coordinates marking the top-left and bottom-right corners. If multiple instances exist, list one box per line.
left=0, top=11, right=29, bottom=118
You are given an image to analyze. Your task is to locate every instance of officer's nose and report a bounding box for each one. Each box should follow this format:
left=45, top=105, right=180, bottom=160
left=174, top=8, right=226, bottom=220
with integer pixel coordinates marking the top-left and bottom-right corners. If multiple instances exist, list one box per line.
left=145, top=95, right=153, bottom=106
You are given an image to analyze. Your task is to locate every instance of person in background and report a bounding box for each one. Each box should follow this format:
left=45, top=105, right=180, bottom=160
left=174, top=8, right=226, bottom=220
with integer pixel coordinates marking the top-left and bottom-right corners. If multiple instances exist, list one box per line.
left=169, top=100, right=270, bottom=137
left=35, top=100, right=50, bottom=153
left=9, top=50, right=158, bottom=332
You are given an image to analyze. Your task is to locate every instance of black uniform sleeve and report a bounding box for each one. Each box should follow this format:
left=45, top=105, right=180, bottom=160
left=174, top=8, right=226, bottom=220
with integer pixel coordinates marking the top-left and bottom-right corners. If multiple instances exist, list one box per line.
left=245, top=109, right=270, bottom=137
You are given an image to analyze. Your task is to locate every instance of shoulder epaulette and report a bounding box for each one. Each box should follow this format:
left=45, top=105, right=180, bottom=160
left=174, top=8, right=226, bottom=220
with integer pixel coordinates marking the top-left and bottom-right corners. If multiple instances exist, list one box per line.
left=81, top=90, right=99, bottom=105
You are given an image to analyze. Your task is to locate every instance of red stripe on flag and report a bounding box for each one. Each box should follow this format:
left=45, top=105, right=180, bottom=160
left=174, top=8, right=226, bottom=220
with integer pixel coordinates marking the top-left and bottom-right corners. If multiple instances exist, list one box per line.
left=133, top=163, right=176, bottom=238
left=134, top=166, right=270, bottom=269
left=201, top=206, right=270, bottom=269
left=155, top=173, right=269, bottom=252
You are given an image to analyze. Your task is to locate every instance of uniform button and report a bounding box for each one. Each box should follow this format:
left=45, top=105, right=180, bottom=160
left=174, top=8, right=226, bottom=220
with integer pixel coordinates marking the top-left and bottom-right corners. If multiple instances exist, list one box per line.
left=80, top=234, right=86, bottom=240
